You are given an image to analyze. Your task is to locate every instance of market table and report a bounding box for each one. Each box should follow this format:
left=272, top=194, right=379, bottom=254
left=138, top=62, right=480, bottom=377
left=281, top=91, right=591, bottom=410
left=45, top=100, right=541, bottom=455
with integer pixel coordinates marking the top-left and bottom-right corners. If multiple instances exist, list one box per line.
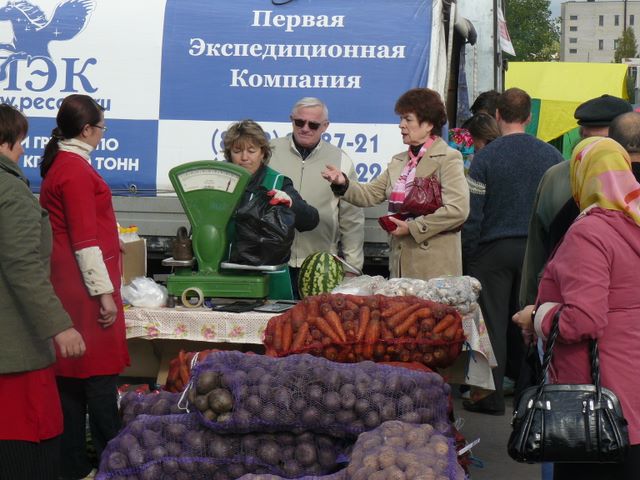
left=123, top=305, right=496, bottom=389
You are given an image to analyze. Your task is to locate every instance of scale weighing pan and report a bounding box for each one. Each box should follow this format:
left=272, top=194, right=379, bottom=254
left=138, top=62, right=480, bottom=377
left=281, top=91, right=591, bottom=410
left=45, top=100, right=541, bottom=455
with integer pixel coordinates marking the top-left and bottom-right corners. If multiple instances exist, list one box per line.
left=165, top=161, right=269, bottom=301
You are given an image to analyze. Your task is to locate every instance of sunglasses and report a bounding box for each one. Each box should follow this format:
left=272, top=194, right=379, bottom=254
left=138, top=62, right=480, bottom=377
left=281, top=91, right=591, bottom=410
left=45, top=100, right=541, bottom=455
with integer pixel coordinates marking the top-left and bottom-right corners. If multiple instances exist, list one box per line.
left=291, top=118, right=323, bottom=130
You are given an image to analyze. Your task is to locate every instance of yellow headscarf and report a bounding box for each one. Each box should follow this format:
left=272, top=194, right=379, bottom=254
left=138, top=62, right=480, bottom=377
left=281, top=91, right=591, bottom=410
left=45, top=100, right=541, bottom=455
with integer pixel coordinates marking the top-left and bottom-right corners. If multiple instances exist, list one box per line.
left=570, top=136, right=640, bottom=226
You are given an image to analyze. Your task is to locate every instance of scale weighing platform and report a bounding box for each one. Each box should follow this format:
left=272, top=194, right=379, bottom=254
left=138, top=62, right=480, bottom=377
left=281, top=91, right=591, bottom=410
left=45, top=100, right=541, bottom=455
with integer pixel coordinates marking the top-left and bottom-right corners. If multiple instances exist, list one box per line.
left=163, top=161, right=284, bottom=307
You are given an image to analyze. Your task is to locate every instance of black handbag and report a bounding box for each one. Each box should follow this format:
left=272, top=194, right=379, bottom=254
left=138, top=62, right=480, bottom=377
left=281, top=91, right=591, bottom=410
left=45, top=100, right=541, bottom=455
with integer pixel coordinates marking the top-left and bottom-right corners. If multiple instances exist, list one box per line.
left=508, top=310, right=629, bottom=464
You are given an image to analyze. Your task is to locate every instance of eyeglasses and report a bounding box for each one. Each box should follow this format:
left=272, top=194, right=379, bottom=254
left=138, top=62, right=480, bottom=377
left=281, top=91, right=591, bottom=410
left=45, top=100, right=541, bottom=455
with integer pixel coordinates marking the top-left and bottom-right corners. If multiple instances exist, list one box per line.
left=91, top=124, right=107, bottom=132
left=291, top=117, right=323, bottom=130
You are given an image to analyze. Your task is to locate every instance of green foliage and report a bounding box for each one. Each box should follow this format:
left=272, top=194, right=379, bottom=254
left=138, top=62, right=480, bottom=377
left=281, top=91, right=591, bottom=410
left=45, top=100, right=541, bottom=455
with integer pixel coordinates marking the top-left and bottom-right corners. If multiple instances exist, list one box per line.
left=614, top=27, right=638, bottom=63
left=505, top=0, right=560, bottom=61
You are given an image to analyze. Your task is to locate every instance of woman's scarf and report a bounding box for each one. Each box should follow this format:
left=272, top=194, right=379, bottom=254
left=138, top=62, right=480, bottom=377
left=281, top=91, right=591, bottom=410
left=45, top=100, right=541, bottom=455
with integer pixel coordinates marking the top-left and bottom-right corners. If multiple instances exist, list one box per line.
left=58, top=138, right=94, bottom=163
left=388, top=136, right=436, bottom=214
left=571, top=136, right=640, bottom=226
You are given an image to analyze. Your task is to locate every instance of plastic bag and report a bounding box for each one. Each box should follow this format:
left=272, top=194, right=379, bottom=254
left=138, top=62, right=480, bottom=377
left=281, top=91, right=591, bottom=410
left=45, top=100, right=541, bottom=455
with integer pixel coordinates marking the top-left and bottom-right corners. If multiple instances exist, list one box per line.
left=230, top=187, right=295, bottom=266
left=121, top=277, right=168, bottom=308
left=332, top=275, right=386, bottom=296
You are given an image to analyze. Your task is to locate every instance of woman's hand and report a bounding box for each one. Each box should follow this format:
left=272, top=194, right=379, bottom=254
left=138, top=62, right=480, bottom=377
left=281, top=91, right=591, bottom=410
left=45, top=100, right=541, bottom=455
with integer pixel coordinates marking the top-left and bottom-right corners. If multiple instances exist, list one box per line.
left=512, top=305, right=535, bottom=345
left=54, top=327, right=86, bottom=358
left=389, top=216, right=410, bottom=237
left=98, top=293, right=118, bottom=328
left=267, top=189, right=293, bottom=207
left=321, top=165, right=346, bottom=185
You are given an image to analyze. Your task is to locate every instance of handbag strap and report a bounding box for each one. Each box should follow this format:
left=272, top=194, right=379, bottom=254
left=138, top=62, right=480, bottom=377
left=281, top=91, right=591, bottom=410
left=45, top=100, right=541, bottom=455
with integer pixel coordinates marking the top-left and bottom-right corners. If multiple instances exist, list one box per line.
left=534, top=310, right=602, bottom=401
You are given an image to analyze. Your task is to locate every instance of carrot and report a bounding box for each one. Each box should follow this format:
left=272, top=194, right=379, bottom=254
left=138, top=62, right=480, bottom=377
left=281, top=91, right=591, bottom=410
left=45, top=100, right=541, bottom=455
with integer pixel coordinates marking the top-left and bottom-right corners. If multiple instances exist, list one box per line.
left=324, top=310, right=347, bottom=343
left=387, top=304, right=422, bottom=328
left=272, top=317, right=284, bottom=351
left=314, top=316, right=344, bottom=344
left=179, top=363, right=190, bottom=386
left=344, top=300, right=360, bottom=312
left=291, top=304, right=306, bottom=330
left=443, top=323, right=458, bottom=341
left=394, top=307, right=432, bottom=336
left=356, top=306, right=370, bottom=342
left=363, top=318, right=380, bottom=359
left=433, top=314, right=456, bottom=334
left=306, top=299, right=320, bottom=318
left=347, top=295, right=366, bottom=305
left=381, top=302, right=409, bottom=318
left=454, top=328, right=465, bottom=340
left=291, top=322, right=310, bottom=351
left=282, top=319, right=293, bottom=351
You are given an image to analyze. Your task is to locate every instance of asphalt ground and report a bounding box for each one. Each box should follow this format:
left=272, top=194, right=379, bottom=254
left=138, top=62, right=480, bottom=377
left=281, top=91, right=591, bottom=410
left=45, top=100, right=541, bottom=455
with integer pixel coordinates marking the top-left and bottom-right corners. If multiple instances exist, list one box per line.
left=452, top=391, right=542, bottom=480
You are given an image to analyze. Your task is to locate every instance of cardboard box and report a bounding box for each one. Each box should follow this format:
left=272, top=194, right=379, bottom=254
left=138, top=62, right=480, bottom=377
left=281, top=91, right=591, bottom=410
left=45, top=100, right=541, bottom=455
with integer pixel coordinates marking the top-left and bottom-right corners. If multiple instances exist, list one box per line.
left=121, top=238, right=147, bottom=285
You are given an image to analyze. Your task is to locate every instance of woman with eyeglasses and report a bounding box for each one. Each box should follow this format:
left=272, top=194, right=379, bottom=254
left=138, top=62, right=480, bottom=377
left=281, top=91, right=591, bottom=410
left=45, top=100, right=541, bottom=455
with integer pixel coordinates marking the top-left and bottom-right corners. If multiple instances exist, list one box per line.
left=322, top=88, right=470, bottom=280
left=39, top=94, right=130, bottom=480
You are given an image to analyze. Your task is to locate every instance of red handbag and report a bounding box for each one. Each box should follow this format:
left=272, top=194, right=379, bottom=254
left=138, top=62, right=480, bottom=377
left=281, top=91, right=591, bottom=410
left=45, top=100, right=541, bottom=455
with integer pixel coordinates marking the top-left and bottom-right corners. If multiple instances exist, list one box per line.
left=402, top=174, right=442, bottom=215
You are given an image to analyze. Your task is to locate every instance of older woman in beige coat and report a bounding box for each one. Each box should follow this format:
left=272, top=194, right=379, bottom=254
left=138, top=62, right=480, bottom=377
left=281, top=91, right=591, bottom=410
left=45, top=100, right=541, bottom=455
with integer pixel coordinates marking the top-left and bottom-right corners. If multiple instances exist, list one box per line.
left=322, top=88, right=469, bottom=280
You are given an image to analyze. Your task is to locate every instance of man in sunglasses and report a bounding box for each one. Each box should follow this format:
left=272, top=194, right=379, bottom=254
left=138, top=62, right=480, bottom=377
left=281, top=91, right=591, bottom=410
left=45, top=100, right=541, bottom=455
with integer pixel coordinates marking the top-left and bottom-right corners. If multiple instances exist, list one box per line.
left=270, top=97, right=364, bottom=297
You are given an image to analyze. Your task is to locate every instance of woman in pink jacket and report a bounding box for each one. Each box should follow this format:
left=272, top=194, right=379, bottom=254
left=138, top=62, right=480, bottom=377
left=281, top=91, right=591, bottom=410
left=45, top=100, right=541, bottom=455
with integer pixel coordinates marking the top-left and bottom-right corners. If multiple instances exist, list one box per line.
left=515, top=136, right=640, bottom=479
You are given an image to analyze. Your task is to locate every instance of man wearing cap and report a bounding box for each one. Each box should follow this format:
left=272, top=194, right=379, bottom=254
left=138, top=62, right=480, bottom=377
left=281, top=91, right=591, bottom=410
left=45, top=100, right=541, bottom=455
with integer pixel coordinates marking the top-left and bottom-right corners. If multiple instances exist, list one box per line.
left=518, top=94, right=632, bottom=309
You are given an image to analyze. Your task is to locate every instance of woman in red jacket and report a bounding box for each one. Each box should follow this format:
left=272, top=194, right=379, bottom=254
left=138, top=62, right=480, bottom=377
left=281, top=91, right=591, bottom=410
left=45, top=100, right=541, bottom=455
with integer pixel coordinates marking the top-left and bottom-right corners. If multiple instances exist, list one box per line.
left=514, top=136, right=640, bottom=479
left=40, top=95, right=130, bottom=480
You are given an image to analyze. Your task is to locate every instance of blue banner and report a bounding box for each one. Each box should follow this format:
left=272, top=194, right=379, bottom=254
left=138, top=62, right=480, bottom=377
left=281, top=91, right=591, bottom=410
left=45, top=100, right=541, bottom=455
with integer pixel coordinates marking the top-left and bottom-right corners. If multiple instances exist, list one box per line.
left=21, top=119, right=158, bottom=195
left=160, top=0, right=432, bottom=123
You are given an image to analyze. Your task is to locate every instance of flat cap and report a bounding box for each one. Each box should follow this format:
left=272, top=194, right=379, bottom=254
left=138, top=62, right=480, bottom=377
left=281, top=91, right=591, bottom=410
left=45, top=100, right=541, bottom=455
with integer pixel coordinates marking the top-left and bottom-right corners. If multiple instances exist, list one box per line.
left=574, top=94, right=632, bottom=126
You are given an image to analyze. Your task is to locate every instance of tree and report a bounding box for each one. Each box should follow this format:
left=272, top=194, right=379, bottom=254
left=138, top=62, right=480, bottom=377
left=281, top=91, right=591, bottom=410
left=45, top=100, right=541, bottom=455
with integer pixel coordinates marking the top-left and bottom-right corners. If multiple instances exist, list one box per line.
left=504, top=0, right=560, bottom=61
left=614, top=27, right=638, bottom=63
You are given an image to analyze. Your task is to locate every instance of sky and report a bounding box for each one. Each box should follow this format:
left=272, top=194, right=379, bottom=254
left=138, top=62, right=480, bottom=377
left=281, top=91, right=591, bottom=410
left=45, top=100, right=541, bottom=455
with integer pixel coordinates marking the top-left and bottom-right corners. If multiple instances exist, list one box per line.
left=550, top=0, right=561, bottom=17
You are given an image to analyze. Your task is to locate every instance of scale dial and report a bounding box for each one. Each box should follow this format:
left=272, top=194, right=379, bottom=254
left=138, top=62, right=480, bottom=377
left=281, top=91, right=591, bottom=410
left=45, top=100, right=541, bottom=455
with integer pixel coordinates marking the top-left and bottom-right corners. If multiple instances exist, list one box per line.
left=177, top=168, right=240, bottom=193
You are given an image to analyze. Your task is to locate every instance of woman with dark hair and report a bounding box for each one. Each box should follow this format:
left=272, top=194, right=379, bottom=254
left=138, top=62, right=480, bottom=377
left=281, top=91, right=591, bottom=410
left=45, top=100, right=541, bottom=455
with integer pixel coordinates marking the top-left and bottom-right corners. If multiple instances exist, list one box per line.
left=322, top=88, right=470, bottom=279
left=464, top=112, right=501, bottom=151
left=39, top=94, right=130, bottom=480
left=0, top=104, right=85, bottom=479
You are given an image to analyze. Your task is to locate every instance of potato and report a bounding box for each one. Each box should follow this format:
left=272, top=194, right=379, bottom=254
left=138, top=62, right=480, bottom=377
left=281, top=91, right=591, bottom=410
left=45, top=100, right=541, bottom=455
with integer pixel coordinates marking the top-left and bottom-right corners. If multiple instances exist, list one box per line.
left=208, top=388, right=233, bottom=414
left=196, top=371, right=221, bottom=394
left=362, top=453, right=378, bottom=470
left=380, top=420, right=404, bottom=437
left=377, top=446, right=397, bottom=469
left=396, top=451, right=419, bottom=470
left=383, top=465, right=406, bottom=480
left=385, top=436, right=406, bottom=448
left=352, top=466, right=377, bottom=480
left=369, top=470, right=387, bottom=480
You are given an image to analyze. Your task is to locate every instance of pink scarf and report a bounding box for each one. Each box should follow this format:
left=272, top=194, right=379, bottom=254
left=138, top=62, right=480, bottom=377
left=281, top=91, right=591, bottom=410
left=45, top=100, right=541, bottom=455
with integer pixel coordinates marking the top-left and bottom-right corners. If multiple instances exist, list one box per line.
left=388, top=137, right=436, bottom=213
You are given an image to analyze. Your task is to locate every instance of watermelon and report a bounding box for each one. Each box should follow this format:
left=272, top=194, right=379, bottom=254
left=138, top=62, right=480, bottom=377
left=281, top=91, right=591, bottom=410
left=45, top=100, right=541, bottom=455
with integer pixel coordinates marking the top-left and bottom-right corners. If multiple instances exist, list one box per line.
left=298, top=252, right=344, bottom=298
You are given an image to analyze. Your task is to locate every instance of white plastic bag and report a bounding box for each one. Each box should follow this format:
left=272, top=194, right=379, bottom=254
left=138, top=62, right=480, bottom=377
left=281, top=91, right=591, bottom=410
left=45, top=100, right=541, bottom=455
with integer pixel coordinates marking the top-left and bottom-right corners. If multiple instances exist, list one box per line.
left=121, top=276, right=168, bottom=308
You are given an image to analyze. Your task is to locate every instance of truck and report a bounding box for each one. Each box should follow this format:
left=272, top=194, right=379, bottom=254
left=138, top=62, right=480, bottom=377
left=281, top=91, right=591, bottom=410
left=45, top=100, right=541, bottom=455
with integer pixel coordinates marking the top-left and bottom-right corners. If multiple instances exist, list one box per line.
left=5, top=0, right=507, bottom=276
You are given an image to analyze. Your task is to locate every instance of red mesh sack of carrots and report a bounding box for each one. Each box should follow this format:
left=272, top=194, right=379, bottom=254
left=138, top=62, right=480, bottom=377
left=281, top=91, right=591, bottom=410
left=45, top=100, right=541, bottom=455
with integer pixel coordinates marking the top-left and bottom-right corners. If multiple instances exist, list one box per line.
left=263, top=294, right=465, bottom=369
left=164, top=349, right=219, bottom=392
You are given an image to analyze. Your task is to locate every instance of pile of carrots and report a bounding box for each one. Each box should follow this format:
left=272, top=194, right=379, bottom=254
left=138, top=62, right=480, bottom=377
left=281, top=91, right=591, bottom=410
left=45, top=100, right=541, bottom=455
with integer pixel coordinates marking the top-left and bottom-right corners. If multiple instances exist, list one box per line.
left=264, top=293, right=465, bottom=369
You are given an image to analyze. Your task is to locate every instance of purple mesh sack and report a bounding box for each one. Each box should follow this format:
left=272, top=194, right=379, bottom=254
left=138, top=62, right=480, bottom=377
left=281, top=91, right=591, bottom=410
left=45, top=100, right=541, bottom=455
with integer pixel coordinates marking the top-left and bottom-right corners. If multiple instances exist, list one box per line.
left=187, top=351, right=451, bottom=437
left=97, top=413, right=349, bottom=480
left=345, top=421, right=466, bottom=480
left=120, top=390, right=182, bottom=426
left=238, top=471, right=346, bottom=480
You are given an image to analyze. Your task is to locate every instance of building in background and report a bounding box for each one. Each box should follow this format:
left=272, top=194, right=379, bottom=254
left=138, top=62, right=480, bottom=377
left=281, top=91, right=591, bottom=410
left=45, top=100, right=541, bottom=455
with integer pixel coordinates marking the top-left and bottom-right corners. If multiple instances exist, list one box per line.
left=561, top=0, right=640, bottom=62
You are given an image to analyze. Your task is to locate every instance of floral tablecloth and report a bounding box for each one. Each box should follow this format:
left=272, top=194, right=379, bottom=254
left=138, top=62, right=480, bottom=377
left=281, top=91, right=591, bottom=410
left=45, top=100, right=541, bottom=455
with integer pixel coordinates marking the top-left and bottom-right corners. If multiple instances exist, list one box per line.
left=124, top=304, right=497, bottom=389
left=124, top=306, right=272, bottom=344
